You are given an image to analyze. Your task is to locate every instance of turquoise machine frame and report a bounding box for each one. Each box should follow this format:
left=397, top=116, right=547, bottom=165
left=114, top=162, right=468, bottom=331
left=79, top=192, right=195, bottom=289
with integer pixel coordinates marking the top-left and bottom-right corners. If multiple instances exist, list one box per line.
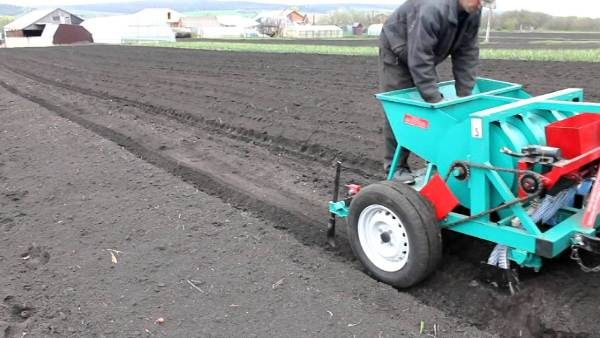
left=330, top=78, right=600, bottom=271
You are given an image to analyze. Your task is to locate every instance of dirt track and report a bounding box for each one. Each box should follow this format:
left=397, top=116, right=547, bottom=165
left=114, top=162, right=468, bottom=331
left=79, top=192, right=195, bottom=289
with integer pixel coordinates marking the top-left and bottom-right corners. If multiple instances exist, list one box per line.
left=1, top=45, right=600, bottom=337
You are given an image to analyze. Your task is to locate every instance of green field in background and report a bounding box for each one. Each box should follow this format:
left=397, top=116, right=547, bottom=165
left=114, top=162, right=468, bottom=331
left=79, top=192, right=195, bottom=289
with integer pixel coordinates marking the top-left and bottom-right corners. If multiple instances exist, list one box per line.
left=137, top=41, right=600, bottom=62
left=153, top=41, right=376, bottom=56
left=481, top=49, right=600, bottom=62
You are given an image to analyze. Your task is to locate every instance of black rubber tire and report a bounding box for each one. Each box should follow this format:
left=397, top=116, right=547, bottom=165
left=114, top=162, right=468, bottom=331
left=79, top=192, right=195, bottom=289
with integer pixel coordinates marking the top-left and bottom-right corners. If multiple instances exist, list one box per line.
left=347, top=181, right=442, bottom=288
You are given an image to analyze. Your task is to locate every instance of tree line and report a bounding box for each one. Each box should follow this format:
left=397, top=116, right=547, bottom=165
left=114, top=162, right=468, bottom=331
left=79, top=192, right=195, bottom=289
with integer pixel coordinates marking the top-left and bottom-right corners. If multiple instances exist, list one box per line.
left=484, top=10, right=600, bottom=32
left=316, top=10, right=387, bottom=27
left=0, top=16, right=13, bottom=33
left=317, top=9, right=600, bottom=32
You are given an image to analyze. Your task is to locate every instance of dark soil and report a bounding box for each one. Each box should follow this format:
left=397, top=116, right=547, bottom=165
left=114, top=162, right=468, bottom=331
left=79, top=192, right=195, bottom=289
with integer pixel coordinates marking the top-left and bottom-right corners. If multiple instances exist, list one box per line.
left=0, top=85, right=488, bottom=337
left=180, top=31, right=600, bottom=49
left=1, top=45, right=600, bottom=337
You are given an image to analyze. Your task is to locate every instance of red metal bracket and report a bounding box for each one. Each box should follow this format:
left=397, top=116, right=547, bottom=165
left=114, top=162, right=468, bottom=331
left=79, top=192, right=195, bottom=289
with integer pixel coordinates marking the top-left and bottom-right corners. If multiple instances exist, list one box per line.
left=346, top=184, right=361, bottom=196
left=517, top=147, right=600, bottom=197
left=420, top=174, right=460, bottom=220
left=542, top=147, right=600, bottom=190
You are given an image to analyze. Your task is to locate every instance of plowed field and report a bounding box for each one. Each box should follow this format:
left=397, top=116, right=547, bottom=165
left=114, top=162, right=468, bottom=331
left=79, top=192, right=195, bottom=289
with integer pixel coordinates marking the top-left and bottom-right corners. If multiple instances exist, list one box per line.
left=1, top=45, right=600, bottom=337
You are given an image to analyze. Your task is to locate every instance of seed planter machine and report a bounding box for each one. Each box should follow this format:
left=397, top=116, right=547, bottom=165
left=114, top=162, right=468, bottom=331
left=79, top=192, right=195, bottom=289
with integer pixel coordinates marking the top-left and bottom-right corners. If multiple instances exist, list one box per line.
left=328, top=78, right=600, bottom=291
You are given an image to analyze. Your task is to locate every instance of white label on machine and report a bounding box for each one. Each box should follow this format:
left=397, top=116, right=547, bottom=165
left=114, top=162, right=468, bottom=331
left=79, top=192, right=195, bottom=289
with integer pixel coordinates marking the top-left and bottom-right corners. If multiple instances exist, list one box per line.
left=471, top=118, right=483, bottom=139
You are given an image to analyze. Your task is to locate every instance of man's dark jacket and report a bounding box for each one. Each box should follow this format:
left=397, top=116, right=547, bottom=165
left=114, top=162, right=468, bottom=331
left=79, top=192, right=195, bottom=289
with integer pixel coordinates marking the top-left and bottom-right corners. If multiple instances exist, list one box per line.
left=380, top=0, right=481, bottom=102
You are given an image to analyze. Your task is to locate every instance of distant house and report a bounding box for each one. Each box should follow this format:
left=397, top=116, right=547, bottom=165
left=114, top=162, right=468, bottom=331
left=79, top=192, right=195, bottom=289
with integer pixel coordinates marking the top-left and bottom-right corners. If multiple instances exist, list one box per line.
left=131, top=8, right=191, bottom=38
left=3, top=8, right=92, bottom=48
left=82, top=8, right=178, bottom=44
left=255, top=9, right=309, bottom=26
left=255, top=9, right=309, bottom=37
left=352, top=23, right=364, bottom=35
left=286, top=10, right=309, bottom=25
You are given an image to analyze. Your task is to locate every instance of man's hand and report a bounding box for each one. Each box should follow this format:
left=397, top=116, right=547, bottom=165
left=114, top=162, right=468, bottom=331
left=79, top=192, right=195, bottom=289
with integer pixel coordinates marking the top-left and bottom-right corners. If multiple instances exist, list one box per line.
left=424, top=92, right=444, bottom=103
left=456, top=88, right=473, bottom=98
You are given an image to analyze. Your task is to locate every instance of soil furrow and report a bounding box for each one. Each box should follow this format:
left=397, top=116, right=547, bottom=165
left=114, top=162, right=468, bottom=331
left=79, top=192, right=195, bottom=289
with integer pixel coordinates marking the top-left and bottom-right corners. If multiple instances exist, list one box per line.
left=2, top=64, right=381, bottom=177
left=0, top=77, right=342, bottom=248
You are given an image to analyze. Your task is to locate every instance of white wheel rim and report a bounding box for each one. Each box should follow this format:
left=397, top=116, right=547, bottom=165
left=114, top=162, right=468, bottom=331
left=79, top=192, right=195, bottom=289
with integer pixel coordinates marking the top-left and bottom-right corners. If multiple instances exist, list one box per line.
left=357, top=204, right=410, bottom=272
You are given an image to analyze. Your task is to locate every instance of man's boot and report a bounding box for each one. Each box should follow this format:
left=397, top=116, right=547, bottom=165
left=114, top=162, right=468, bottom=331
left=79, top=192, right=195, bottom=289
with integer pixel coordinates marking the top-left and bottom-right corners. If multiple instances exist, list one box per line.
left=395, top=166, right=416, bottom=185
left=384, top=163, right=415, bottom=185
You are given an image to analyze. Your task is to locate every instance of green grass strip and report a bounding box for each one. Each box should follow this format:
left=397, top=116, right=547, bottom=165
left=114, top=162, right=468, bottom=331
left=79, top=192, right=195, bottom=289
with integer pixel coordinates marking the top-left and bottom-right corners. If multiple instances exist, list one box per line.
left=146, top=41, right=376, bottom=56
left=135, top=41, right=600, bottom=62
left=480, top=49, right=600, bottom=62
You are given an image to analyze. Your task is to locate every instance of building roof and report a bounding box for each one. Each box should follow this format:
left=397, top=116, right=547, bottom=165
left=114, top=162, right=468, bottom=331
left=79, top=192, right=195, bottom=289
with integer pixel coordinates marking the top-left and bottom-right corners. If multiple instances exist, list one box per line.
left=254, top=9, right=302, bottom=20
left=5, top=9, right=53, bottom=30
left=83, top=8, right=181, bottom=28
left=5, top=8, right=82, bottom=31
left=181, top=16, right=219, bottom=27
left=216, top=15, right=258, bottom=28
left=134, top=8, right=182, bottom=23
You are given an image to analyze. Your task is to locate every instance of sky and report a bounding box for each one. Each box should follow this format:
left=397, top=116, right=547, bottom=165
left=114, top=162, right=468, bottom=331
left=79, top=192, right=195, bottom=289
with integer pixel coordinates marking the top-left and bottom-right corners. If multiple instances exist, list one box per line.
left=0, top=0, right=599, bottom=18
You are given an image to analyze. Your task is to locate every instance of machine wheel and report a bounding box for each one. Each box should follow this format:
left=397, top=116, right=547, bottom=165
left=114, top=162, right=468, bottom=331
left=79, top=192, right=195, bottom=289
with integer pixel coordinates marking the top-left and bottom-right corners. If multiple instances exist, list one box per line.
left=347, top=181, right=442, bottom=288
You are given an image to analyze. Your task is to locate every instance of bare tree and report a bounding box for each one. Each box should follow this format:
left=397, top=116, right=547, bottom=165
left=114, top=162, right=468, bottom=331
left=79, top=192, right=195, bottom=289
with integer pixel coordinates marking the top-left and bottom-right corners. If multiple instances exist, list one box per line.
left=257, top=17, right=286, bottom=37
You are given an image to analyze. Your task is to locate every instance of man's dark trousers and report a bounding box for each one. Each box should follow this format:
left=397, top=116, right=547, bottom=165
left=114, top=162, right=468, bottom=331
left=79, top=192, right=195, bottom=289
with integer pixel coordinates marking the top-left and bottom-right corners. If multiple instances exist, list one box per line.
left=379, top=46, right=415, bottom=172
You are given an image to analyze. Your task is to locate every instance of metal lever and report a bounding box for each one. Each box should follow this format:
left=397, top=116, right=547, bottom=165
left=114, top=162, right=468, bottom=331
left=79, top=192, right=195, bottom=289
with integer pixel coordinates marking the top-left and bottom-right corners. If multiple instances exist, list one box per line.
left=500, top=146, right=525, bottom=158
left=327, top=161, right=342, bottom=247
left=501, top=145, right=562, bottom=164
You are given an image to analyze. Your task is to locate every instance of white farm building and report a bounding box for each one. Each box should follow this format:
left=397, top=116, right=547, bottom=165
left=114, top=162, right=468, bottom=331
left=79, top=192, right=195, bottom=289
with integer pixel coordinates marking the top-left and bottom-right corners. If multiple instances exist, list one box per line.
left=82, top=8, right=180, bottom=44
left=182, top=15, right=259, bottom=38
left=282, top=25, right=343, bottom=39
left=3, top=8, right=93, bottom=48
left=367, top=24, right=383, bottom=36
